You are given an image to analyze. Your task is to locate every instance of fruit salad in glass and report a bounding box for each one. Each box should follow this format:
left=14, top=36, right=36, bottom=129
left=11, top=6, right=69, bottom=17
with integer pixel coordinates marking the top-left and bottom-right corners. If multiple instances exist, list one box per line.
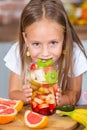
left=26, top=59, right=58, bottom=115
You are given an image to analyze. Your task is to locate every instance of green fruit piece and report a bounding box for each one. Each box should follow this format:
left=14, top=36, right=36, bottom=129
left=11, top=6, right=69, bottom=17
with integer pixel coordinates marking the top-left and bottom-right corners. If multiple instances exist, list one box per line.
left=37, top=59, right=53, bottom=68
left=45, top=70, right=58, bottom=84
left=55, top=105, right=75, bottom=112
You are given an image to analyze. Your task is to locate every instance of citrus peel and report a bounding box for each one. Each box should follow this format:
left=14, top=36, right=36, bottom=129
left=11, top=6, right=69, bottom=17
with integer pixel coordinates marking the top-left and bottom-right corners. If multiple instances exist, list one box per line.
left=24, top=110, right=49, bottom=128
left=0, top=98, right=23, bottom=112
left=0, top=104, right=17, bottom=124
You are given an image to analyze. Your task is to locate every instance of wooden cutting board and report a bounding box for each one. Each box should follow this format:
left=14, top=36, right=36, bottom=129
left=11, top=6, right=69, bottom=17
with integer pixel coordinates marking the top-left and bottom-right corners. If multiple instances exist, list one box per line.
left=0, top=106, right=77, bottom=130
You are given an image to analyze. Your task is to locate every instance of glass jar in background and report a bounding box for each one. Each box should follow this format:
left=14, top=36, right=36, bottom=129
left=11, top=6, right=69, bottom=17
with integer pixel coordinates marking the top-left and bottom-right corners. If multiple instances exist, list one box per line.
left=25, top=59, right=59, bottom=115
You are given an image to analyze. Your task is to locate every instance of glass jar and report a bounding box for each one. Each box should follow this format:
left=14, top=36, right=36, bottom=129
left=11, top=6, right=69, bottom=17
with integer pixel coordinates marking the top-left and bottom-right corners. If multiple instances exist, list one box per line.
left=26, top=59, right=58, bottom=115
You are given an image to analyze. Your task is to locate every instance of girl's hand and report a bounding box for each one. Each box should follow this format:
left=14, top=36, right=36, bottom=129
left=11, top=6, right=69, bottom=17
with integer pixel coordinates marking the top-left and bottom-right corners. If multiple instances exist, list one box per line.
left=22, top=84, right=32, bottom=103
left=55, top=88, right=62, bottom=106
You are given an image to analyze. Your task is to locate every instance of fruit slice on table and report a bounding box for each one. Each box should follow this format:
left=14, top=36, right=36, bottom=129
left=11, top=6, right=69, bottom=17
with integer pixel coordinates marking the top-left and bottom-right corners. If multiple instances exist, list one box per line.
left=24, top=110, right=49, bottom=128
left=0, top=98, right=23, bottom=111
left=45, top=70, right=58, bottom=84
left=0, top=104, right=17, bottom=124
left=15, top=100, right=23, bottom=111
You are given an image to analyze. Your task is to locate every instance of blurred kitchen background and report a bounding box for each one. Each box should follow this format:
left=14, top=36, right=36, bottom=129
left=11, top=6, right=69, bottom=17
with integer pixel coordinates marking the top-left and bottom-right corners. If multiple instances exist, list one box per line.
left=0, top=0, right=87, bottom=98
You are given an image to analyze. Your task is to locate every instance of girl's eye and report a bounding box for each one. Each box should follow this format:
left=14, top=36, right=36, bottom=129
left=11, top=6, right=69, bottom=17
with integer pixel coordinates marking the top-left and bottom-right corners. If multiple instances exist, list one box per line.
left=32, top=42, right=40, bottom=46
left=50, top=41, right=58, bottom=46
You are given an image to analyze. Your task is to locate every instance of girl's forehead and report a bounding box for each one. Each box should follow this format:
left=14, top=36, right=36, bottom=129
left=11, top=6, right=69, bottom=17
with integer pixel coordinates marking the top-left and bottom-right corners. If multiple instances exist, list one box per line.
left=25, top=18, right=65, bottom=34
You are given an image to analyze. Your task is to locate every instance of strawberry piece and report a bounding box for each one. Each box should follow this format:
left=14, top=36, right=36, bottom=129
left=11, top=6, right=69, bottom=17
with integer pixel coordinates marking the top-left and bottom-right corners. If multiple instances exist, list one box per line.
left=39, top=107, right=50, bottom=115
left=33, top=106, right=40, bottom=113
left=44, top=65, right=52, bottom=73
left=49, top=104, right=56, bottom=111
left=30, top=63, right=37, bottom=70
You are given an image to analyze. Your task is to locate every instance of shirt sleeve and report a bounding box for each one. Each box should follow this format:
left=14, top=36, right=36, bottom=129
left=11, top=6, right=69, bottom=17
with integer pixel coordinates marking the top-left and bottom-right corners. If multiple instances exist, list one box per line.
left=4, top=42, right=21, bottom=75
left=68, top=44, right=87, bottom=77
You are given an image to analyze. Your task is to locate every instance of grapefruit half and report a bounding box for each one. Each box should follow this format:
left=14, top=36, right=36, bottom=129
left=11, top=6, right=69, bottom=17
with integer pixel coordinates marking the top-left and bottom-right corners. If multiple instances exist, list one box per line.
left=24, top=110, right=49, bottom=128
left=0, top=98, right=23, bottom=111
left=0, top=104, right=17, bottom=124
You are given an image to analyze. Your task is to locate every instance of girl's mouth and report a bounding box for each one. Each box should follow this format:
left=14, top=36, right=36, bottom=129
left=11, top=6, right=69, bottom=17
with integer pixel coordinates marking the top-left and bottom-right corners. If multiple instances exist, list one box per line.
left=38, top=58, right=53, bottom=62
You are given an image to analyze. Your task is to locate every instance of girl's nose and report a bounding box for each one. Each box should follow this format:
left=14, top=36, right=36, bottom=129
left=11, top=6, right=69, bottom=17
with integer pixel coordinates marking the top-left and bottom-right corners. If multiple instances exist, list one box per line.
left=41, top=45, right=49, bottom=57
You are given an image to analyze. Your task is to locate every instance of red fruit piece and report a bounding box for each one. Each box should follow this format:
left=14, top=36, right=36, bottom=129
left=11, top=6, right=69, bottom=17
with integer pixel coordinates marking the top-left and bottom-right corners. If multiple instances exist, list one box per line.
left=44, top=65, right=52, bottom=73
left=32, top=105, right=40, bottom=113
left=39, top=107, right=50, bottom=115
left=30, top=63, right=37, bottom=70
left=38, top=104, right=50, bottom=115
left=49, top=104, right=56, bottom=111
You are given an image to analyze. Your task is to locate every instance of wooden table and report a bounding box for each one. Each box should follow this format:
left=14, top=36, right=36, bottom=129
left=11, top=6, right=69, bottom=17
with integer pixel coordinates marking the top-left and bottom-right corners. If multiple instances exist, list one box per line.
left=0, top=105, right=87, bottom=130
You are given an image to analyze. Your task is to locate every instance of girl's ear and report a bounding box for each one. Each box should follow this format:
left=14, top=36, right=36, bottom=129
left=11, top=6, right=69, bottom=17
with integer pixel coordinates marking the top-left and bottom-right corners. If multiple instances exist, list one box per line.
left=22, top=32, right=28, bottom=46
left=22, top=32, right=30, bottom=57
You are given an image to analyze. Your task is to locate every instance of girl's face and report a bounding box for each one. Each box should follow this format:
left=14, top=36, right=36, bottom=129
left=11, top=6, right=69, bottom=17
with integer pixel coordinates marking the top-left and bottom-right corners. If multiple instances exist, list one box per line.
left=23, top=18, right=64, bottom=63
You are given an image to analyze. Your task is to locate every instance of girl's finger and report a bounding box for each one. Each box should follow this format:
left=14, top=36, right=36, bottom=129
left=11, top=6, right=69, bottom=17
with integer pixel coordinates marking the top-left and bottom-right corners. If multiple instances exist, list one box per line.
left=22, top=84, right=31, bottom=90
left=57, top=88, right=62, bottom=93
left=26, top=97, right=31, bottom=102
left=25, top=92, right=32, bottom=97
left=56, top=91, right=61, bottom=99
left=24, top=88, right=32, bottom=93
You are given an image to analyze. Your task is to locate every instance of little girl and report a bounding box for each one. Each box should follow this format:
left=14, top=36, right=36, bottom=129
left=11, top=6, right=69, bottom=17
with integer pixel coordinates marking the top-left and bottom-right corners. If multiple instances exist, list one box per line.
left=4, top=0, right=87, bottom=106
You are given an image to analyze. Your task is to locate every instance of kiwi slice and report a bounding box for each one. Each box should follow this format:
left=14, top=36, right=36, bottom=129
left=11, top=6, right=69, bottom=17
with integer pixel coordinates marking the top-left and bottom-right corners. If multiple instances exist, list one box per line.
left=37, top=59, right=53, bottom=68
left=45, top=70, right=58, bottom=84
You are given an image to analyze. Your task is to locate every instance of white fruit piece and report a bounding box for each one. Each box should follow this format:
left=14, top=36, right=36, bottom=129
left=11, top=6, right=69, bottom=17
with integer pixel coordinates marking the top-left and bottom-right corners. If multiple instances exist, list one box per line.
left=34, top=69, right=46, bottom=82
left=46, top=94, right=55, bottom=104
left=34, top=97, right=44, bottom=104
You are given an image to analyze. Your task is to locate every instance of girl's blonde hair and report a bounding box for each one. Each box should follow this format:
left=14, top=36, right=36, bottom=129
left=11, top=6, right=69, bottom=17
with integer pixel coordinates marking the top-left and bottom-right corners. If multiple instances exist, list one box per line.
left=19, top=0, right=87, bottom=91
